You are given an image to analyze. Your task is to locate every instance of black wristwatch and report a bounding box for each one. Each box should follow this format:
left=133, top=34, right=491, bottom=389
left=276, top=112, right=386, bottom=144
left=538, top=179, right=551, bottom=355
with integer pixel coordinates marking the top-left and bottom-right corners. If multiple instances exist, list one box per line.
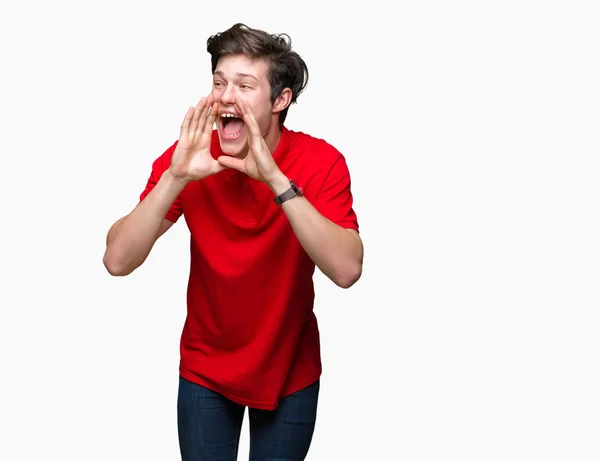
left=273, top=180, right=303, bottom=205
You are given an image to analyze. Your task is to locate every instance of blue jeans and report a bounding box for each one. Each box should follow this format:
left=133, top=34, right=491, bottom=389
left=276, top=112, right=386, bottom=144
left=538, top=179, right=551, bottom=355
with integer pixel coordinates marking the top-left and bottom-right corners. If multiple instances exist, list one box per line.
left=177, top=375, right=320, bottom=461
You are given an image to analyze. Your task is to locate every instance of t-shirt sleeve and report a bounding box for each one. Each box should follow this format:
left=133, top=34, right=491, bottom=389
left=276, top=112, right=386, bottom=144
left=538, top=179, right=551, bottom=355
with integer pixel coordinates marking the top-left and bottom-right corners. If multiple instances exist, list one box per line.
left=139, top=141, right=183, bottom=223
left=313, top=155, right=359, bottom=232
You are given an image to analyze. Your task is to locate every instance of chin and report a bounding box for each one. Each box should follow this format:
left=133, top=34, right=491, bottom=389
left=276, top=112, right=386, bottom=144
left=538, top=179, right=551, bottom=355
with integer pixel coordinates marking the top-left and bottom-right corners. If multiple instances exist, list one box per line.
left=217, top=130, right=248, bottom=157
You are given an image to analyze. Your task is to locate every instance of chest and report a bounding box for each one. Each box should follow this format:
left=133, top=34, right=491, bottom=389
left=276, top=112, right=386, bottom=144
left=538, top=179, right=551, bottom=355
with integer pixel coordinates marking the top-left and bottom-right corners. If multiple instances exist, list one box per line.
left=179, top=174, right=290, bottom=244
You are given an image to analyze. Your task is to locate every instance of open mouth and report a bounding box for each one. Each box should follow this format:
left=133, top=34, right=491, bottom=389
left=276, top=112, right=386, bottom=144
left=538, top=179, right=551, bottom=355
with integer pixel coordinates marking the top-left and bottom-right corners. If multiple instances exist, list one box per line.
left=218, top=113, right=245, bottom=140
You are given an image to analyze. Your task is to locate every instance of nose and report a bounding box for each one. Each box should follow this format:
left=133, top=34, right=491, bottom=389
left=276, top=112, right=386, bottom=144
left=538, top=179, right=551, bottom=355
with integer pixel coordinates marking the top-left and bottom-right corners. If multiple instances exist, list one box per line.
left=219, top=83, right=236, bottom=105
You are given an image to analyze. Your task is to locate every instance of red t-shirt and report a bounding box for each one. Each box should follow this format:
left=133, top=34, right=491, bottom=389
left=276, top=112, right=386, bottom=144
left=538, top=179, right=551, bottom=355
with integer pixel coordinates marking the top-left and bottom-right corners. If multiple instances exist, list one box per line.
left=139, top=126, right=359, bottom=409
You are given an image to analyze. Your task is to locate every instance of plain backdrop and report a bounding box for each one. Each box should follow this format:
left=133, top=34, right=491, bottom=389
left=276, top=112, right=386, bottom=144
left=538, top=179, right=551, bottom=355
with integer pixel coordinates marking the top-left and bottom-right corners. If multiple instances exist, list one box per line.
left=1, top=0, right=598, bottom=460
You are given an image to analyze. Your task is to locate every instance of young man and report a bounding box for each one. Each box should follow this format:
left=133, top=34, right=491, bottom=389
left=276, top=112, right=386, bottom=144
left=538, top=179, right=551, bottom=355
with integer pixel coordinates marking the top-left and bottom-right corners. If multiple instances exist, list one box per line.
left=103, top=23, right=363, bottom=461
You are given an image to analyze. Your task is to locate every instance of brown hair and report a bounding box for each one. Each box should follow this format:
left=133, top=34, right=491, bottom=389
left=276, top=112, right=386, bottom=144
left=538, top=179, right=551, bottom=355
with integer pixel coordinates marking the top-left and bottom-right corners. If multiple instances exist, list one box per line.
left=206, top=23, right=309, bottom=127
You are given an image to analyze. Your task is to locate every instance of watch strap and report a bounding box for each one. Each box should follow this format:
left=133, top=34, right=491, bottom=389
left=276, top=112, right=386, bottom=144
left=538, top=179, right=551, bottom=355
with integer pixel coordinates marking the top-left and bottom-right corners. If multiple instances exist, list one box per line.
left=273, top=180, right=302, bottom=205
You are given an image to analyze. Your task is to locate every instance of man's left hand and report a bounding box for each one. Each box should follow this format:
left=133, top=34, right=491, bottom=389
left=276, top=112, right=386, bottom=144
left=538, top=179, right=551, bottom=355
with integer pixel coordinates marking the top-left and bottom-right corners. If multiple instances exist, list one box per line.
left=217, top=98, right=287, bottom=190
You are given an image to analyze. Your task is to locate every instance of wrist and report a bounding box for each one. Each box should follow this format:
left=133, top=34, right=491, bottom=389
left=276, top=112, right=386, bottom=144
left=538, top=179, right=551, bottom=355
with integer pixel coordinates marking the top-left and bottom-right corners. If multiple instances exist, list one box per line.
left=164, top=168, right=189, bottom=190
left=267, top=172, right=290, bottom=195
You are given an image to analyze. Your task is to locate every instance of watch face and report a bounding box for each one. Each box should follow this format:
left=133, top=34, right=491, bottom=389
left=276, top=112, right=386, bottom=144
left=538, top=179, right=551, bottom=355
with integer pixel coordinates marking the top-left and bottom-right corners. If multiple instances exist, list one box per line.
left=291, top=181, right=303, bottom=196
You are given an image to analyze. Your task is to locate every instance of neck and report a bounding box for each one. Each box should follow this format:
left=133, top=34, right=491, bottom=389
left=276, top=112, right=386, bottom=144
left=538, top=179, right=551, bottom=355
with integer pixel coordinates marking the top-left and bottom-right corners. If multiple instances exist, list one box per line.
left=263, top=123, right=282, bottom=156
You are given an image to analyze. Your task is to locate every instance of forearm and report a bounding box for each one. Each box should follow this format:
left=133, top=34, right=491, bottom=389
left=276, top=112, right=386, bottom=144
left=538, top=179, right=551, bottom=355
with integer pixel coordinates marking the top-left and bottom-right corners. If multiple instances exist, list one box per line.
left=270, top=178, right=363, bottom=288
left=103, top=170, right=185, bottom=275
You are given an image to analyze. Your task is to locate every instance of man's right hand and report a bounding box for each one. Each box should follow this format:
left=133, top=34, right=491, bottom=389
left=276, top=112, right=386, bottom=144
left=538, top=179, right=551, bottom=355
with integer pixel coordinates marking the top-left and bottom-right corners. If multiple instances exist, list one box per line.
left=169, top=94, right=226, bottom=183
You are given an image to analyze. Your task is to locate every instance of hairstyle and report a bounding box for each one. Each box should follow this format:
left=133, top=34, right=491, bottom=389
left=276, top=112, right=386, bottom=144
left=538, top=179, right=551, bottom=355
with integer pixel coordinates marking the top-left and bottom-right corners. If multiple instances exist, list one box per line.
left=206, top=23, right=309, bottom=126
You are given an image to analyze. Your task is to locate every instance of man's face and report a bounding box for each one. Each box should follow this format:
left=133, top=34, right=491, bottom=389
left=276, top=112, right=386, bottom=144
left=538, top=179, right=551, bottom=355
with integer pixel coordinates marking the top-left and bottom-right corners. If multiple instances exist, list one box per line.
left=211, top=54, right=275, bottom=157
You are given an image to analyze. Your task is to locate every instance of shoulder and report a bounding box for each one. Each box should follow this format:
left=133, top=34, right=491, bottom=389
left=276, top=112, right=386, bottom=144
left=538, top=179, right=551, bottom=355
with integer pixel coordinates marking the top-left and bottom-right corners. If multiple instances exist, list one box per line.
left=150, top=140, right=179, bottom=170
left=284, top=128, right=346, bottom=170
left=281, top=128, right=353, bottom=198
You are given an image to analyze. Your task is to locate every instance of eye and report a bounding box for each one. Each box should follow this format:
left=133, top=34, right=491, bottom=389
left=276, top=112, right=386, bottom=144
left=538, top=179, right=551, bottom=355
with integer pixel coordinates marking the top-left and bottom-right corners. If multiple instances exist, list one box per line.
left=213, top=81, right=224, bottom=88
left=240, top=84, right=252, bottom=90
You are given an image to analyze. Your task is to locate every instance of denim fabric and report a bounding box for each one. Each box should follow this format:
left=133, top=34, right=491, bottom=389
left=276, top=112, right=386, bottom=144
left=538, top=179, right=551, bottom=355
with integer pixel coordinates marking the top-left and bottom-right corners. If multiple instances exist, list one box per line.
left=177, top=375, right=320, bottom=461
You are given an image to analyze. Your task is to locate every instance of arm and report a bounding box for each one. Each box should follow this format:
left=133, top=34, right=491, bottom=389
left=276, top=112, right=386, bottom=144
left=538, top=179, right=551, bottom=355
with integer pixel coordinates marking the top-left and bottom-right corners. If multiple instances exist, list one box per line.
left=103, top=170, right=185, bottom=276
left=217, top=97, right=363, bottom=288
left=104, top=94, right=224, bottom=277
left=269, top=176, right=363, bottom=289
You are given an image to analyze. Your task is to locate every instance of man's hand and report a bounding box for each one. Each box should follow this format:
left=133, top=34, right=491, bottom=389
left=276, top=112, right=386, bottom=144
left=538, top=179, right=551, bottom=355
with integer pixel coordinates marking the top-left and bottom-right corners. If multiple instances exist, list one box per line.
left=170, top=94, right=226, bottom=183
left=217, top=97, right=285, bottom=188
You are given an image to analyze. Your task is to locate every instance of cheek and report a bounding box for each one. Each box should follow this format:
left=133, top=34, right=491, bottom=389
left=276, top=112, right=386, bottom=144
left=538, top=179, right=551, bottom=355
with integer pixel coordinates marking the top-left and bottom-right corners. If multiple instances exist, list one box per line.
left=247, top=98, right=269, bottom=118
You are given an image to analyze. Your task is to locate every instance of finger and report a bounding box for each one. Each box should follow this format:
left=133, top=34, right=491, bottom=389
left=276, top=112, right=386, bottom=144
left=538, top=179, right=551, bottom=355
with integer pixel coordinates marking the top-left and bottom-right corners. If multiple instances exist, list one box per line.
left=236, top=98, right=261, bottom=137
left=211, top=158, right=228, bottom=174
left=196, top=94, right=214, bottom=133
left=189, top=98, right=206, bottom=135
left=204, top=101, right=219, bottom=134
left=217, top=155, right=245, bottom=172
left=180, top=106, right=195, bottom=138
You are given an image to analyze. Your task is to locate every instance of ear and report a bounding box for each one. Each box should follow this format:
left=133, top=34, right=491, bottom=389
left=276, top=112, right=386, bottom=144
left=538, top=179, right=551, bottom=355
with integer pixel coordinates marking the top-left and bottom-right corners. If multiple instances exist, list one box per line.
left=272, top=88, right=293, bottom=114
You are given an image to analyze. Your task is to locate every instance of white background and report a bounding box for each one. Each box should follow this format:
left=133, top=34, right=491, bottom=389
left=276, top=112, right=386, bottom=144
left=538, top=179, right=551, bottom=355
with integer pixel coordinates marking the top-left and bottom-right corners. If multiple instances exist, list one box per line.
left=1, top=0, right=599, bottom=460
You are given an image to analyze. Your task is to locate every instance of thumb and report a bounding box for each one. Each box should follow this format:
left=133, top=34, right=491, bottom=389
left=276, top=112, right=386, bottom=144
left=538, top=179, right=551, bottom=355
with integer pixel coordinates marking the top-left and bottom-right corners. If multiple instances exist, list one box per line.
left=217, top=155, right=245, bottom=172
left=211, top=158, right=229, bottom=174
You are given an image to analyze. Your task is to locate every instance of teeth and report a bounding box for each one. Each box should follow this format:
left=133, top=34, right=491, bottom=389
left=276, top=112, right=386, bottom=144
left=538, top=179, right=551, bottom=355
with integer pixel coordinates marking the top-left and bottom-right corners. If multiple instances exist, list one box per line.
left=220, top=113, right=240, bottom=118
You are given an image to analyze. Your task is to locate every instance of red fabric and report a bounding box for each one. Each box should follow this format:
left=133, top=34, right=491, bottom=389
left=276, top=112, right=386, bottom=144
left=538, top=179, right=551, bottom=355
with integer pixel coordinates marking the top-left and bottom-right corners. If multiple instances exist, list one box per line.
left=139, top=127, right=359, bottom=409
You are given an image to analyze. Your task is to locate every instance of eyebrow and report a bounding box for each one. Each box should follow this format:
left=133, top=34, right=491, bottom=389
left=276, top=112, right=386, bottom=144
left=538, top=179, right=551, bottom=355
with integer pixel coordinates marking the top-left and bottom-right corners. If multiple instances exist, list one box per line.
left=214, top=70, right=259, bottom=81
